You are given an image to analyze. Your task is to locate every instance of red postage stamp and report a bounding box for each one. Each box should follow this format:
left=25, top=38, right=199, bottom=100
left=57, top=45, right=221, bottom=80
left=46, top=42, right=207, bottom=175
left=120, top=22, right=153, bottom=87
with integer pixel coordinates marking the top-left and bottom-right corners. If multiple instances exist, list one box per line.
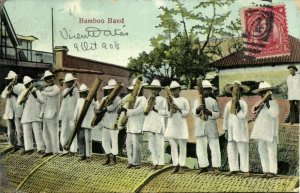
left=240, top=4, right=290, bottom=59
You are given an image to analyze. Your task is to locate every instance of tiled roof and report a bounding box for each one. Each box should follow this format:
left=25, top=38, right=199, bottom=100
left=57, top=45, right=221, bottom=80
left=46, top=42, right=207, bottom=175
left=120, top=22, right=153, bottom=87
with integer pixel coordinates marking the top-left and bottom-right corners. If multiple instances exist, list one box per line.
left=212, top=35, right=300, bottom=69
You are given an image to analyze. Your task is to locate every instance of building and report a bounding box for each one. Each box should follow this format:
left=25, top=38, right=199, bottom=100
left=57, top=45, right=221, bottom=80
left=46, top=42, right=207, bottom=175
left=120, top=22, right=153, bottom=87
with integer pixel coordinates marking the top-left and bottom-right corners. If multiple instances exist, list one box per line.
left=212, top=35, right=300, bottom=97
left=53, top=46, right=132, bottom=98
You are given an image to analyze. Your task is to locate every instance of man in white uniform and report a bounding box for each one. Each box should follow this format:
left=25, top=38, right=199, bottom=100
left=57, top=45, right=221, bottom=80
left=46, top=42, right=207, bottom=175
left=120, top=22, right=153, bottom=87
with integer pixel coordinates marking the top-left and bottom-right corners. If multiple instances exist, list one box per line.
left=38, top=70, right=61, bottom=157
left=286, top=65, right=300, bottom=124
left=1, top=71, right=25, bottom=152
left=164, top=81, right=190, bottom=174
left=119, top=78, right=147, bottom=169
left=72, top=84, right=96, bottom=161
left=251, top=81, right=279, bottom=178
left=223, top=81, right=250, bottom=177
left=193, top=80, right=221, bottom=174
left=20, top=76, right=45, bottom=155
left=99, top=79, right=121, bottom=165
left=58, top=73, right=79, bottom=155
left=143, top=79, right=167, bottom=170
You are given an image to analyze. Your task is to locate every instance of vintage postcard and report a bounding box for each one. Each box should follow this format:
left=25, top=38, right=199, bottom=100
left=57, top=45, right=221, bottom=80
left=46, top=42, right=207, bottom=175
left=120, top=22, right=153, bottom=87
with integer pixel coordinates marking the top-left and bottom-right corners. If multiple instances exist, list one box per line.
left=0, top=0, right=299, bottom=192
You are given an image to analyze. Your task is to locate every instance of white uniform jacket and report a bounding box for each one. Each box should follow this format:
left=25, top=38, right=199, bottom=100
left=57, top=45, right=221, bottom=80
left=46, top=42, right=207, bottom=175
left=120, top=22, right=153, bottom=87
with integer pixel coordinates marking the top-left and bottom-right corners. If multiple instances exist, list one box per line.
left=38, top=85, right=61, bottom=119
left=164, top=97, right=190, bottom=140
left=21, top=91, right=42, bottom=124
left=286, top=74, right=300, bottom=100
left=143, top=96, right=167, bottom=134
left=1, top=83, right=25, bottom=120
left=193, top=97, right=220, bottom=138
left=125, top=95, right=147, bottom=134
left=72, top=98, right=97, bottom=129
left=223, top=99, right=248, bottom=142
left=58, top=87, right=79, bottom=121
left=251, top=100, right=279, bottom=143
left=99, top=96, right=121, bottom=129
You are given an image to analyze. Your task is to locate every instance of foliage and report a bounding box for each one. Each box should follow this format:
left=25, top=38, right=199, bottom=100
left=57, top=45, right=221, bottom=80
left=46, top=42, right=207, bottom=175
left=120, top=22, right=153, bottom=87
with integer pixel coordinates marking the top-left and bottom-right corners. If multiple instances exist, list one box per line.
left=128, top=0, right=242, bottom=87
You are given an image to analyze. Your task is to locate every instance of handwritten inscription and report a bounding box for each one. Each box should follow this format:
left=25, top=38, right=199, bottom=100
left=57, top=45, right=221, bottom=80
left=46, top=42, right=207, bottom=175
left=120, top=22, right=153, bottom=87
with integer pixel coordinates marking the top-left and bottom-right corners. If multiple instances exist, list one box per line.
left=59, top=25, right=128, bottom=52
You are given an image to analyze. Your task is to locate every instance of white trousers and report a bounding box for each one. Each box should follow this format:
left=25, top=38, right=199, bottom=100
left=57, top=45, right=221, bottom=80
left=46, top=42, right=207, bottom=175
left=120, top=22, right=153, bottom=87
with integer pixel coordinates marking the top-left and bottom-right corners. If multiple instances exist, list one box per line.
left=169, top=138, right=186, bottom=167
left=60, top=120, right=77, bottom=153
left=23, top=122, right=45, bottom=151
left=126, top=133, right=142, bottom=165
left=148, top=132, right=165, bottom=165
left=7, top=118, right=23, bottom=147
left=102, top=128, right=119, bottom=155
left=85, top=129, right=92, bottom=157
left=227, top=141, right=249, bottom=172
left=258, top=139, right=277, bottom=174
left=196, top=136, right=221, bottom=168
left=43, top=118, right=59, bottom=154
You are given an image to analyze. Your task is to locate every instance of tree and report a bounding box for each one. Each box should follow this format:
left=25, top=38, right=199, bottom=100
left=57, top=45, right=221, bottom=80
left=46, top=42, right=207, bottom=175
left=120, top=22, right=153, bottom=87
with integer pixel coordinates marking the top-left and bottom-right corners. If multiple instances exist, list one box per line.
left=128, top=0, right=241, bottom=87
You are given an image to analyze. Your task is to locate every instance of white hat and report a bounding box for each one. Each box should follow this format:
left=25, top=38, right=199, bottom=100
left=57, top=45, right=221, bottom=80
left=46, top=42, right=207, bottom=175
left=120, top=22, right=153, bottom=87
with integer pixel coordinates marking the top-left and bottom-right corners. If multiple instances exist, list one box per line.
left=78, top=84, right=88, bottom=92
left=202, top=80, right=213, bottom=88
left=23, top=76, right=33, bottom=85
left=128, top=78, right=147, bottom=90
left=224, top=80, right=250, bottom=93
left=103, top=79, right=117, bottom=90
left=41, top=70, right=54, bottom=80
left=252, top=81, right=275, bottom=94
left=144, top=79, right=162, bottom=89
left=5, top=71, right=17, bottom=80
left=63, top=73, right=77, bottom=83
left=170, top=81, right=181, bottom=89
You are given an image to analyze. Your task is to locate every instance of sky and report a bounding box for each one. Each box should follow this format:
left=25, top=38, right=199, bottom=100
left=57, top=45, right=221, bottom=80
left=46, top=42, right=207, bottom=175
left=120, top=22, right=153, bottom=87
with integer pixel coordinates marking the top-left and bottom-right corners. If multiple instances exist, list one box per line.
left=3, top=0, right=300, bottom=67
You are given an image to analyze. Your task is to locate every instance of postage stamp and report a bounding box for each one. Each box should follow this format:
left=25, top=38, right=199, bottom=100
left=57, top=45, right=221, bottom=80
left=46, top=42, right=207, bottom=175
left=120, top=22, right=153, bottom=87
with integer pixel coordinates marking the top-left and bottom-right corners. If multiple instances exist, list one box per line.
left=240, top=4, right=290, bottom=59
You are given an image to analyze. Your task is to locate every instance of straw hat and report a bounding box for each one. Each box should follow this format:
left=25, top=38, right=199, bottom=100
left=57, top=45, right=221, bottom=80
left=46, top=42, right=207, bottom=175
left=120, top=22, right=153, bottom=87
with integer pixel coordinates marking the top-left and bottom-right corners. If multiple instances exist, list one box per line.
left=41, top=70, right=54, bottom=80
left=144, top=79, right=163, bottom=89
left=63, top=73, right=77, bottom=83
left=287, top=65, right=298, bottom=72
left=78, top=84, right=88, bottom=92
left=5, top=71, right=17, bottom=80
left=170, top=81, right=181, bottom=89
left=224, top=80, right=250, bottom=93
left=23, top=76, right=33, bottom=85
left=103, top=79, right=117, bottom=90
left=252, top=81, right=275, bottom=94
left=202, top=80, right=213, bottom=88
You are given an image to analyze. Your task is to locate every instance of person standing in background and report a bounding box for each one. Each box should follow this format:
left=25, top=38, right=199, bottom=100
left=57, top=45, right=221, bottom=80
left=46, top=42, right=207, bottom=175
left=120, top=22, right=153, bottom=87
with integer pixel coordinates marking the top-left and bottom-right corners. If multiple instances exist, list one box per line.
left=286, top=65, right=300, bottom=124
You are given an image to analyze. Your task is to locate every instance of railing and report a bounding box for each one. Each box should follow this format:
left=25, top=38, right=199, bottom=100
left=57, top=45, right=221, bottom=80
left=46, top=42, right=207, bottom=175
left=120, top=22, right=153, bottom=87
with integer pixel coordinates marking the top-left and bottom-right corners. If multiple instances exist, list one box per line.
left=0, top=46, right=53, bottom=64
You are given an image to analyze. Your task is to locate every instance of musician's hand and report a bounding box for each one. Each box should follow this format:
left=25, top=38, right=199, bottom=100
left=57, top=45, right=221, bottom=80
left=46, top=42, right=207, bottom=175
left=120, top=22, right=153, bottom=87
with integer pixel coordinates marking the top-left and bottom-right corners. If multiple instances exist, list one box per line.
left=119, top=107, right=127, bottom=113
left=225, top=130, right=228, bottom=140
left=152, top=106, right=158, bottom=113
left=266, top=100, right=270, bottom=109
left=196, top=105, right=204, bottom=115
left=236, top=101, right=241, bottom=113
left=32, top=91, right=37, bottom=99
left=204, top=108, right=212, bottom=116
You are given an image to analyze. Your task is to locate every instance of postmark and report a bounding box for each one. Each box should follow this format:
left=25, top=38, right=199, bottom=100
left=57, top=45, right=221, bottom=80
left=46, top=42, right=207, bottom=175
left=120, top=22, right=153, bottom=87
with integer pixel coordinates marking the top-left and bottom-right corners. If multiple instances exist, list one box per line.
left=240, top=4, right=290, bottom=59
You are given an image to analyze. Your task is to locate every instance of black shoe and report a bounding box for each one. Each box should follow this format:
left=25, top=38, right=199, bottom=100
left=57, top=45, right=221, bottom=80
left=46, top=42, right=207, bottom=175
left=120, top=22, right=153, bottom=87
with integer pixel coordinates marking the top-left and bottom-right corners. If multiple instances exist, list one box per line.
left=151, top=165, right=158, bottom=170
left=79, top=156, right=87, bottom=161
left=37, top=150, right=45, bottom=155
left=171, top=165, right=180, bottom=174
left=225, top=171, right=238, bottom=176
left=42, top=152, right=53, bottom=158
left=102, top=154, right=111, bottom=165
left=11, top=146, right=19, bottom=153
left=127, top=164, right=134, bottom=169
left=198, top=167, right=209, bottom=174
left=22, top=149, right=34, bottom=155
left=109, top=155, right=117, bottom=165
left=177, top=166, right=185, bottom=174
left=133, top=165, right=141, bottom=169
